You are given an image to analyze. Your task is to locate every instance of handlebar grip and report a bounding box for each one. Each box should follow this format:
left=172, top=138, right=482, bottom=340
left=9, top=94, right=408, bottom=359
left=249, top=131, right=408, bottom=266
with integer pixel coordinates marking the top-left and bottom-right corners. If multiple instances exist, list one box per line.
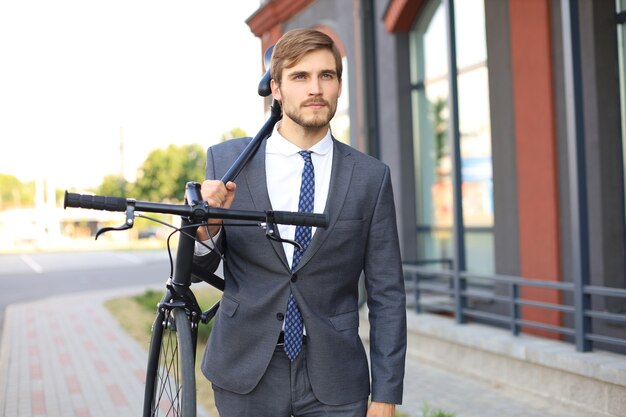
left=64, top=191, right=128, bottom=212
left=271, top=211, right=329, bottom=228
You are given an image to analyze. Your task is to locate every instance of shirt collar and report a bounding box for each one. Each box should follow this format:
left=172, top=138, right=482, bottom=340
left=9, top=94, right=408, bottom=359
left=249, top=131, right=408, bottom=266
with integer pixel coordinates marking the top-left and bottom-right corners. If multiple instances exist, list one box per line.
left=267, top=123, right=333, bottom=156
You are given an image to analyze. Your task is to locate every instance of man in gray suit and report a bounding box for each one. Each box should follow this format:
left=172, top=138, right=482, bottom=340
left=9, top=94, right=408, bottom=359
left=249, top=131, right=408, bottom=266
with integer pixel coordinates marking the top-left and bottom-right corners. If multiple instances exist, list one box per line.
left=194, top=28, right=406, bottom=417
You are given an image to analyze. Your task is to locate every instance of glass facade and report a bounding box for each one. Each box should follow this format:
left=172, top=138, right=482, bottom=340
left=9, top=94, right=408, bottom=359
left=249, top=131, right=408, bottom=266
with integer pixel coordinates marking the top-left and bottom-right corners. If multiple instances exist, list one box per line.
left=409, top=0, right=494, bottom=274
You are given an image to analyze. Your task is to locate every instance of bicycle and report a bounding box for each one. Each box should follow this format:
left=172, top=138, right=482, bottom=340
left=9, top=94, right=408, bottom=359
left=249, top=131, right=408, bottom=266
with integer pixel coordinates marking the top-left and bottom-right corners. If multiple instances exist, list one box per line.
left=64, top=182, right=327, bottom=417
left=62, top=45, right=326, bottom=417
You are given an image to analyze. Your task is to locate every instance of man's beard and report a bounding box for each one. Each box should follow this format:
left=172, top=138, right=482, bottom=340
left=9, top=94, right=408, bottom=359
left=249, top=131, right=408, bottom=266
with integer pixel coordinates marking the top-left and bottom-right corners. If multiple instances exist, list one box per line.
left=283, top=98, right=338, bottom=130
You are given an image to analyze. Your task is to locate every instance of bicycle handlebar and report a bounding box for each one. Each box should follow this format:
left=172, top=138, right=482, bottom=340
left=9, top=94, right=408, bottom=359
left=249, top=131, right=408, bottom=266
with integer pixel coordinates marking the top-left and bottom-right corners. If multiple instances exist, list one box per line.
left=63, top=191, right=329, bottom=228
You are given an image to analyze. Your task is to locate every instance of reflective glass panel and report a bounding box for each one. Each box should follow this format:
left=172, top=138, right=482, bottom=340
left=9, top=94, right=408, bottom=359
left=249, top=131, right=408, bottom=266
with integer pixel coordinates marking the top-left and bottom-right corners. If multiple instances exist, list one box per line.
left=410, top=0, right=494, bottom=274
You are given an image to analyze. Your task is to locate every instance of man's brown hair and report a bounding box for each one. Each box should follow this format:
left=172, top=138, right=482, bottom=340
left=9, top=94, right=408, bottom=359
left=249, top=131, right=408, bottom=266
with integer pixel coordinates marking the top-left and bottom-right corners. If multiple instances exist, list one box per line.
left=270, top=28, right=343, bottom=85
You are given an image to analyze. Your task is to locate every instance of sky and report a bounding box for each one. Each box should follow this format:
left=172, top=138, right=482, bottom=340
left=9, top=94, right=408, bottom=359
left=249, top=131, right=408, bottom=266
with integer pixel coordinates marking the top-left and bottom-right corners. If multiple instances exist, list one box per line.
left=0, top=0, right=266, bottom=190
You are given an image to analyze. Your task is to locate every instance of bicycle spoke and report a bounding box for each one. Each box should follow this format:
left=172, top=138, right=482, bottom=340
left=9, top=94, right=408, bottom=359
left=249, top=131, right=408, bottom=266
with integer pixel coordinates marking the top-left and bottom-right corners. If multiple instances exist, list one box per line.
left=153, top=312, right=183, bottom=416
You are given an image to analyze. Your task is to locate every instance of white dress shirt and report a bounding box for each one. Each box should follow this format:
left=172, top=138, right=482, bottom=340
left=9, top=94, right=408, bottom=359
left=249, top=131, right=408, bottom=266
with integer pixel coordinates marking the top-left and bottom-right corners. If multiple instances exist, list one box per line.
left=265, top=125, right=333, bottom=268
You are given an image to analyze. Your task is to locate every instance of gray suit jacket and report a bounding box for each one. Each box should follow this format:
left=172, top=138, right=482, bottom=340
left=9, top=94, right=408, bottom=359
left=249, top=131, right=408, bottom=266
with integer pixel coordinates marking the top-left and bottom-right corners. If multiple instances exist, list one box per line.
left=194, top=137, right=406, bottom=405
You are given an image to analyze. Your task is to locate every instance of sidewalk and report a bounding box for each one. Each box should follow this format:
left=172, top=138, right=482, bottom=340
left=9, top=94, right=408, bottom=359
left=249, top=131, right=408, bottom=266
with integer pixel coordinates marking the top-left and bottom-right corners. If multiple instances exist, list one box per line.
left=0, top=288, right=591, bottom=417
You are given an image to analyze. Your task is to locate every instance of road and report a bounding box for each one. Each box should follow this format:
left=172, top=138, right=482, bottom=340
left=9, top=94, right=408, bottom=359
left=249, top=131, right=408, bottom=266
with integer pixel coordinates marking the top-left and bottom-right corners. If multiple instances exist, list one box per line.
left=0, top=249, right=173, bottom=336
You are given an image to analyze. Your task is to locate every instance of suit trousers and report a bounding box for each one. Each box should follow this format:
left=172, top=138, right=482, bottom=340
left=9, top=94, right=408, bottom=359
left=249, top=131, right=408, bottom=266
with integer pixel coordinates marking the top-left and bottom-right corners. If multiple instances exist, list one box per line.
left=212, top=346, right=369, bottom=417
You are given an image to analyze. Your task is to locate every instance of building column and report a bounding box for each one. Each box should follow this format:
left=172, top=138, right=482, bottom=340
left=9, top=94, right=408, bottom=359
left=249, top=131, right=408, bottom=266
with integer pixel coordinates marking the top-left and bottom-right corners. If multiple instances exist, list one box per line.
left=509, top=0, right=562, bottom=337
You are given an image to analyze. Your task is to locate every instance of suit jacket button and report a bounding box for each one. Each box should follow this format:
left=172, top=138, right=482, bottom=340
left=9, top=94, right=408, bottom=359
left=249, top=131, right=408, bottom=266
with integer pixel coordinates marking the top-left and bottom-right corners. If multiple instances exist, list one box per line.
left=276, top=312, right=284, bottom=321
left=291, top=274, right=298, bottom=283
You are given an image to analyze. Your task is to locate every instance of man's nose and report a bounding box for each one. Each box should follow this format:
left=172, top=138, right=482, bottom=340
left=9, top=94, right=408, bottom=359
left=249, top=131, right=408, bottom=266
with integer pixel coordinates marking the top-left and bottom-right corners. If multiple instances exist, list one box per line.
left=308, top=78, right=322, bottom=95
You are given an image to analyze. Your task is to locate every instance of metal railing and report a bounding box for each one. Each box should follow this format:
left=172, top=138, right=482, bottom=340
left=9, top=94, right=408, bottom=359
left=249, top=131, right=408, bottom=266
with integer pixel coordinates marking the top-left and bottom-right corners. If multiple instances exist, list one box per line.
left=403, top=261, right=626, bottom=353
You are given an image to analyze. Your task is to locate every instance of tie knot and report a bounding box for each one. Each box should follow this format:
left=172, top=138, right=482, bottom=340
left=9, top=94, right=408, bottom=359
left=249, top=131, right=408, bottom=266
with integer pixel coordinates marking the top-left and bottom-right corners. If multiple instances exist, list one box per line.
left=298, top=150, right=312, bottom=163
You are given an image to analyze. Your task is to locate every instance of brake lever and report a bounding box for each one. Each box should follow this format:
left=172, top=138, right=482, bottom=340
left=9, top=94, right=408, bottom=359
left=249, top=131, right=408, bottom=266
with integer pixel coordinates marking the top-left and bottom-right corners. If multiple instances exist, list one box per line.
left=262, top=218, right=303, bottom=251
left=95, top=204, right=136, bottom=239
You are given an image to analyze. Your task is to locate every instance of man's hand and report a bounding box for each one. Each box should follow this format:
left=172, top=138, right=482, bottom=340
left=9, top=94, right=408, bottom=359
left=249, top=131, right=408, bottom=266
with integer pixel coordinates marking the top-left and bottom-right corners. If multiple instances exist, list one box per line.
left=196, top=180, right=236, bottom=241
left=367, top=401, right=395, bottom=417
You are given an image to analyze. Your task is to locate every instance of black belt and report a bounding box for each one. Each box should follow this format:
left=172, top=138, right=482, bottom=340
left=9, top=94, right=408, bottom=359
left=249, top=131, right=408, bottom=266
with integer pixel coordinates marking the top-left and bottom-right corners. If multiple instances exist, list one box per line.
left=276, top=332, right=306, bottom=346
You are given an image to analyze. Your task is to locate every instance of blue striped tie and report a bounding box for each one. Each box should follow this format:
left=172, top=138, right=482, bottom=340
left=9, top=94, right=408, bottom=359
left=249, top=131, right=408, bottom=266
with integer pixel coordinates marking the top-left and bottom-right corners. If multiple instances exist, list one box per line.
left=284, top=151, right=314, bottom=360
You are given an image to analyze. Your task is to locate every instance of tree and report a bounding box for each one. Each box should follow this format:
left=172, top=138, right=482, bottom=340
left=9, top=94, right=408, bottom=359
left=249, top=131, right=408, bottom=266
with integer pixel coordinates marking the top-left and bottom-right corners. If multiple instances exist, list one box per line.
left=133, top=144, right=206, bottom=202
left=432, top=97, right=449, bottom=180
left=0, top=174, right=35, bottom=209
left=96, top=175, right=130, bottom=198
left=220, top=127, right=248, bottom=142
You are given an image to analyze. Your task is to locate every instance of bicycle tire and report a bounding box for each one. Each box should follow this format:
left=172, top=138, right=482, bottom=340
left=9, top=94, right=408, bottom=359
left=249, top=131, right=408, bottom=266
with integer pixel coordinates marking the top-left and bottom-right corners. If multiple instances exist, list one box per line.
left=143, top=307, right=197, bottom=417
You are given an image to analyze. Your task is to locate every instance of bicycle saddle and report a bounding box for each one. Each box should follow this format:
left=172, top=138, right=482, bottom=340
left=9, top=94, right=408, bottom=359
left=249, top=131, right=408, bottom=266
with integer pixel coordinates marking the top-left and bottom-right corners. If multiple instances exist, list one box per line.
left=258, top=45, right=274, bottom=97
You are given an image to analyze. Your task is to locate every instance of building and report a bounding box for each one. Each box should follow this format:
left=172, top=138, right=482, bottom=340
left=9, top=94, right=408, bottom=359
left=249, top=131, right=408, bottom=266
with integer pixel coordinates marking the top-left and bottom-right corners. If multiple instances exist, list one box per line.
left=246, top=0, right=626, bottom=414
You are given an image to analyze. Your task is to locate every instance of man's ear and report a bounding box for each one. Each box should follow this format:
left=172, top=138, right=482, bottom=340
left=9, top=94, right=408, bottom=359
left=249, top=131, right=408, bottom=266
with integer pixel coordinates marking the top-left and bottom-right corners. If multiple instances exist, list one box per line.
left=270, top=79, right=282, bottom=101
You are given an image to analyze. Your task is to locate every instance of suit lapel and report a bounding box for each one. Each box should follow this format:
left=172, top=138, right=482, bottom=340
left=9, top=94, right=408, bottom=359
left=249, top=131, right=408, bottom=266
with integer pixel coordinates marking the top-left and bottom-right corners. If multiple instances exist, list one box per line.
left=242, top=139, right=271, bottom=210
left=294, top=139, right=354, bottom=271
left=241, top=140, right=291, bottom=269
left=241, top=137, right=355, bottom=272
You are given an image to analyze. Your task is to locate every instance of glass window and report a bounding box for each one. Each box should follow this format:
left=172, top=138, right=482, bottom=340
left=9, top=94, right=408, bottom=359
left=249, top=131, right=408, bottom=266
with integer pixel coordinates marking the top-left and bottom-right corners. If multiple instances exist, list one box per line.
left=409, top=0, right=494, bottom=274
left=330, top=57, right=350, bottom=144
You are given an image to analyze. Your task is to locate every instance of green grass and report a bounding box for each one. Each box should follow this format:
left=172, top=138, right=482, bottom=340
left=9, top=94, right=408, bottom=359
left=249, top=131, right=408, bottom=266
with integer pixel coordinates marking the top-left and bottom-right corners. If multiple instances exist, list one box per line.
left=421, top=402, right=456, bottom=417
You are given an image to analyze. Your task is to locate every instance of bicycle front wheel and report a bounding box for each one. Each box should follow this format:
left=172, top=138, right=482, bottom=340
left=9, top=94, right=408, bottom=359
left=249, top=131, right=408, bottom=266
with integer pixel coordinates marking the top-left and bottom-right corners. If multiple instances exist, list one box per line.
left=143, top=307, right=197, bottom=417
